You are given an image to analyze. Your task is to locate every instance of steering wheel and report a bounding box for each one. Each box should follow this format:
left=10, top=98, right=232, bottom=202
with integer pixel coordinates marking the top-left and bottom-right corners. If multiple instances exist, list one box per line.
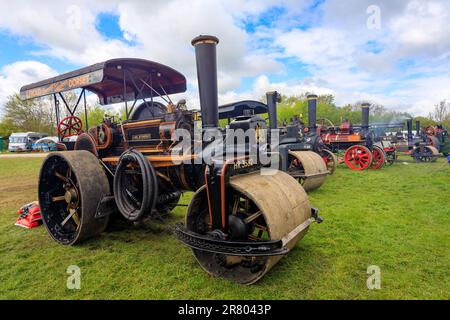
left=58, top=116, right=83, bottom=138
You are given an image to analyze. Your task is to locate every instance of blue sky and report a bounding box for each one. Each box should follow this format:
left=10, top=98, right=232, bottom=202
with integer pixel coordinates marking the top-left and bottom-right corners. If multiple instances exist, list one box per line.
left=1, top=0, right=449, bottom=116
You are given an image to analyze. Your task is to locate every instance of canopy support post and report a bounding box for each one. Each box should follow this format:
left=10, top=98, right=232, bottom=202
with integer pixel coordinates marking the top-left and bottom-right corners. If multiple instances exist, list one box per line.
left=54, top=94, right=60, bottom=141
left=123, top=67, right=128, bottom=121
left=82, top=89, right=88, bottom=129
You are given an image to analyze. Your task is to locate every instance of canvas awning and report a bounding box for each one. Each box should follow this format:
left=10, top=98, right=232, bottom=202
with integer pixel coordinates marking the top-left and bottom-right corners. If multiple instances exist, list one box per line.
left=20, top=58, right=187, bottom=105
left=218, top=100, right=268, bottom=120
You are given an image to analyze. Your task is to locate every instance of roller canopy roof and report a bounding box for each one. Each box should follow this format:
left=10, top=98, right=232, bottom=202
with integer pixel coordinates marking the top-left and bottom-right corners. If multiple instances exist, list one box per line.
left=218, top=100, right=268, bottom=119
left=20, top=58, right=187, bottom=105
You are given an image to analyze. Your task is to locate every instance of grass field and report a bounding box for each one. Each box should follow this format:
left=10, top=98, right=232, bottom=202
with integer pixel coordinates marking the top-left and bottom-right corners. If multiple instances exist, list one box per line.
left=0, top=154, right=449, bottom=299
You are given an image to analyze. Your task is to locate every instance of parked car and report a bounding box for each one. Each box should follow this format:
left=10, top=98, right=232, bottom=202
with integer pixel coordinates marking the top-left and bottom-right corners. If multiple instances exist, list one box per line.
left=8, top=132, right=48, bottom=152
left=32, top=136, right=59, bottom=152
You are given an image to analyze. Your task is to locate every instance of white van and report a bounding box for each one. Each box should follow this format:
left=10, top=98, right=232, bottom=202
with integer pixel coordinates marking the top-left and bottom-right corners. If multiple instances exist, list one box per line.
left=8, top=132, right=48, bottom=152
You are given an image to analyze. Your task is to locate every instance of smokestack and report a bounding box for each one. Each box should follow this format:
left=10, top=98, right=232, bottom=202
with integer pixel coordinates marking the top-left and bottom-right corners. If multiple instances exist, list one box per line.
left=266, top=91, right=281, bottom=130
left=307, top=94, right=317, bottom=130
left=191, top=35, right=220, bottom=128
left=406, top=118, right=413, bottom=147
left=361, top=102, right=370, bottom=129
left=416, top=120, right=420, bottom=136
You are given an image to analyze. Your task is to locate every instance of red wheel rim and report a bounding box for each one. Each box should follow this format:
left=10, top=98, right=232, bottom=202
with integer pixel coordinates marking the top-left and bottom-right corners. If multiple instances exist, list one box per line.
left=58, top=116, right=83, bottom=138
left=321, top=149, right=337, bottom=174
left=370, top=146, right=385, bottom=170
left=344, top=145, right=372, bottom=170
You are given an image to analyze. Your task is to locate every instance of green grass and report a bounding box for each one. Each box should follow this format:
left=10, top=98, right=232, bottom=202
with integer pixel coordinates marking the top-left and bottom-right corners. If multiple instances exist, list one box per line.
left=0, top=154, right=449, bottom=299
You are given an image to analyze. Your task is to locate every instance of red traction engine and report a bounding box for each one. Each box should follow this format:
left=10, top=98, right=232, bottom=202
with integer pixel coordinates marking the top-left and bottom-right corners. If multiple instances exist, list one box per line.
left=319, top=103, right=385, bottom=170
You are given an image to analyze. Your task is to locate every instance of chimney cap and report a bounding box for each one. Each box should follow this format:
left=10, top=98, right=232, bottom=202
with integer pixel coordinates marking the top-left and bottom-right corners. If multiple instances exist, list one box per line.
left=192, top=35, right=219, bottom=46
left=307, top=93, right=318, bottom=100
left=266, top=91, right=281, bottom=102
left=361, top=102, right=371, bottom=107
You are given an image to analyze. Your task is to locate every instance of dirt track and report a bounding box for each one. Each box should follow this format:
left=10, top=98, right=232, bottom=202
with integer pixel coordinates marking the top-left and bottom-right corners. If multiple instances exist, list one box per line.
left=0, top=153, right=48, bottom=158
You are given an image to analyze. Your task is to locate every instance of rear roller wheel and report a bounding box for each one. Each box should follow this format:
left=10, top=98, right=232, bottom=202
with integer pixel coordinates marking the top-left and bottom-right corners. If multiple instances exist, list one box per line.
left=38, top=151, right=110, bottom=245
left=370, top=146, right=385, bottom=170
left=344, top=145, right=372, bottom=170
left=383, top=147, right=397, bottom=166
left=412, top=146, right=439, bottom=162
left=321, top=149, right=337, bottom=174
left=186, top=171, right=312, bottom=284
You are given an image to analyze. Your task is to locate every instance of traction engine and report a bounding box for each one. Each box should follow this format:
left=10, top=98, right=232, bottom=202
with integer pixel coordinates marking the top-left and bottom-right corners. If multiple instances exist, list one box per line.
left=319, top=103, right=386, bottom=170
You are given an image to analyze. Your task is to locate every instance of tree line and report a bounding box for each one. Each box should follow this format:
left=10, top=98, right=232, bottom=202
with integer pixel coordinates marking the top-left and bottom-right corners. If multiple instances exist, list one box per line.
left=1, top=92, right=449, bottom=138
left=0, top=93, right=110, bottom=138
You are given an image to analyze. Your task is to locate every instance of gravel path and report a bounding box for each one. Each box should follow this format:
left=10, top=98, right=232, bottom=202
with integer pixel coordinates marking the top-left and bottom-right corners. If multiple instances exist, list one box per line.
left=0, top=153, right=48, bottom=158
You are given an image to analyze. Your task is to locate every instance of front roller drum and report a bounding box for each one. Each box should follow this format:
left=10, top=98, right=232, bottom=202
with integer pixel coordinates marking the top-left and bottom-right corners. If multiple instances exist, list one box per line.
left=38, top=151, right=110, bottom=245
left=185, top=171, right=313, bottom=284
left=412, top=145, right=439, bottom=162
left=288, top=151, right=329, bottom=191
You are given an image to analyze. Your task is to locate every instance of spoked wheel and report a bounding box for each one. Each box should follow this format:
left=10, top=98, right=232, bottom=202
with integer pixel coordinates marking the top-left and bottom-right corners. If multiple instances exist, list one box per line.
left=412, top=146, right=439, bottom=162
left=287, top=151, right=328, bottom=191
left=38, top=151, right=110, bottom=245
left=370, top=146, right=385, bottom=170
left=385, top=150, right=397, bottom=166
left=58, top=116, right=83, bottom=138
left=186, top=171, right=312, bottom=284
left=321, top=149, right=337, bottom=174
left=344, top=145, right=373, bottom=170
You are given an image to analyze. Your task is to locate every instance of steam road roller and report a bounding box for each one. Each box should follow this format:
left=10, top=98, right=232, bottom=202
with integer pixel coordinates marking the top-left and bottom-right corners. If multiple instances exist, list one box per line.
left=405, top=119, right=445, bottom=162
left=20, top=35, right=322, bottom=284
left=218, top=93, right=333, bottom=192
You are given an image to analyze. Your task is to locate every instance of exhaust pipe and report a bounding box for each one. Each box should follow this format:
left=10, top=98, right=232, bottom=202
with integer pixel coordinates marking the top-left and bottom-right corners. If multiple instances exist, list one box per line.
left=406, top=118, right=413, bottom=147
left=416, top=120, right=420, bottom=136
left=266, top=91, right=281, bottom=130
left=361, top=102, right=370, bottom=130
left=192, top=35, right=220, bottom=128
left=307, top=94, right=317, bottom=131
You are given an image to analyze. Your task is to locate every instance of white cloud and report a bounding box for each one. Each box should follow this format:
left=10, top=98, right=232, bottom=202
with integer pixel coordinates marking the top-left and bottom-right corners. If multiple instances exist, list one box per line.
left=217, top=75, right=335, bottom=106
left=0, top=0, right=283, bottom=95
left=1, top=0, right=450, bottom=117
left=268, top=0, right=450, bottom=115
left=0, top=61, right=57, bottom=113
left=389, top=0, right=450, bottom=55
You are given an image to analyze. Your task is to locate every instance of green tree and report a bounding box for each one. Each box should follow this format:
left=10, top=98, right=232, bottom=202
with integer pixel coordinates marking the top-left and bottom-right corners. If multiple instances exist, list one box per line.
left=413, top=116, right=436, bottom=129
left=78, top=105, right=108, bottom=129
left=2, top=94, right=55, bottom=135
left=0, top=118, right=18, bottom=135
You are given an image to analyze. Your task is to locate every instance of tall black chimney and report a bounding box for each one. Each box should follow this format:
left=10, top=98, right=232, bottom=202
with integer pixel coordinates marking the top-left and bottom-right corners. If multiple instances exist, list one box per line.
left=307, top=94, right=317, bottom=130
left=406, top=118, right=413, bottom=147
left=191, top=35, right=220, bottom=128
left=266, top=91, right=281, bottom=130
left=416, top=120, right=420, bottom=136
left=361, top=102, right=370, bottom=130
